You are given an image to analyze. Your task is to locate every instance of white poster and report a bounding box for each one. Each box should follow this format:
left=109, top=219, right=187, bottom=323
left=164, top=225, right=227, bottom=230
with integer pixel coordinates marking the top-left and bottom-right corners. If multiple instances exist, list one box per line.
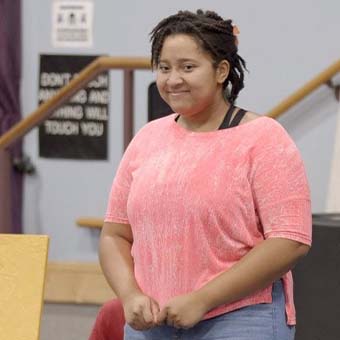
left=52, top=0, right=93, bottom=48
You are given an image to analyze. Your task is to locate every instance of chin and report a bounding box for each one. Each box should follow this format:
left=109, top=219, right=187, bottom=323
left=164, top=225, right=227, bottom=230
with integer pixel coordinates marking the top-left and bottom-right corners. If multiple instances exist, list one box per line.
left=165, top=99, right=190, bottom=113
left=173, top=109, right=193, bottom=116
left=169, top=104, right=195, bottom=115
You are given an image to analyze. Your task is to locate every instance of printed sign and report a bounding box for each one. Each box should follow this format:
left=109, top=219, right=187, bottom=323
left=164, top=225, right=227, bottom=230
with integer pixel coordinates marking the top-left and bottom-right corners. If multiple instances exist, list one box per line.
left=52, top=0, right=93, bottom=48
left=38, top=54, right=109, bottom=160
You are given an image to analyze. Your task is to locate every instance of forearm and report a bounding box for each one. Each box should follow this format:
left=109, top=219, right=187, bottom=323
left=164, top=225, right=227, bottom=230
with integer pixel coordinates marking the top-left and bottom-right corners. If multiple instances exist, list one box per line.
left=196, top=238, right=310, bottom=312
left=99, top=224, right=141, bottom=302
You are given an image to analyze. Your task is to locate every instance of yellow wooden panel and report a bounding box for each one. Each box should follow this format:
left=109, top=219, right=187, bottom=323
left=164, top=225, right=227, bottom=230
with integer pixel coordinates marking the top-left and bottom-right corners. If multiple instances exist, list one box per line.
left=0, top=234, right=49, bottom=340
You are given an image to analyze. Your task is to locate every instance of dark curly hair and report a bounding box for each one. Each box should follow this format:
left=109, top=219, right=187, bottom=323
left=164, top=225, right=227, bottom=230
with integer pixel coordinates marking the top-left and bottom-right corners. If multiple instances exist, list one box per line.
left=150, top=9, right=247, bottom=104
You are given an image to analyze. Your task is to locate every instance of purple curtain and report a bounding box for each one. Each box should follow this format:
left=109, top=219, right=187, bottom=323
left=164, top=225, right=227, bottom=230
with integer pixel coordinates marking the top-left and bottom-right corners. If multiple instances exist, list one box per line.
left=0, top=0, right=22, bottom=233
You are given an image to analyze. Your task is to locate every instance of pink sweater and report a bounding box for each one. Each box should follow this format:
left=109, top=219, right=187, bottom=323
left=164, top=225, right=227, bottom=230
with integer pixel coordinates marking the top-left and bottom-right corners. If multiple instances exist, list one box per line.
left=105, top=114, right=312, bottom=325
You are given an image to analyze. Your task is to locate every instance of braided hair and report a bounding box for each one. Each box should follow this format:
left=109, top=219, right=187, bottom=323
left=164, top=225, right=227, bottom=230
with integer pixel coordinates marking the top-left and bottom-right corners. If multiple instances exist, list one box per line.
left=150, top=9, right=247, bottom=104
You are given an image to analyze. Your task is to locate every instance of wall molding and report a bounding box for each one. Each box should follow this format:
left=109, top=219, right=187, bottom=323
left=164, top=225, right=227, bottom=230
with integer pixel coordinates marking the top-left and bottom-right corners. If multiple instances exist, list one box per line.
left=45, top=262, right=116, bottom=304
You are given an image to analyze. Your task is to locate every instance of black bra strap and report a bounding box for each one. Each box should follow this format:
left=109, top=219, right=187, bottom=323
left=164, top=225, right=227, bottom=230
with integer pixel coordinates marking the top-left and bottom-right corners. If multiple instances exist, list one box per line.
left=174, top=106, right=247, bottom=130
left=175, top=105, right=235, bottom=126
left=218, top=105, right=236, bottom=130
left=228, top=109, right=247, bottom=128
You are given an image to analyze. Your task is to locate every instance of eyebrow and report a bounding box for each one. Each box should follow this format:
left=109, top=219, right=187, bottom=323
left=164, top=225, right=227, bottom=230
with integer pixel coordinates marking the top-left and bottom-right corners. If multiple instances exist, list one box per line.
left=159, top=58, right=197, bottom=63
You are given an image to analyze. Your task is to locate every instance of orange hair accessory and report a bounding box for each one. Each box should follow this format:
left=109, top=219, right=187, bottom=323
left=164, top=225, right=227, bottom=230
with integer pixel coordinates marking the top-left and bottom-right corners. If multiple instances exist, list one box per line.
left=233, top=25, right=240, bottom=46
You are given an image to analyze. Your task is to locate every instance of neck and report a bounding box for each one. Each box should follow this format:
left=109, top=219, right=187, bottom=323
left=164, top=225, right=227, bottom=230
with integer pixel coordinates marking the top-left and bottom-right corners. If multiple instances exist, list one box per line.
left=177, top=99, right=231, bottom=132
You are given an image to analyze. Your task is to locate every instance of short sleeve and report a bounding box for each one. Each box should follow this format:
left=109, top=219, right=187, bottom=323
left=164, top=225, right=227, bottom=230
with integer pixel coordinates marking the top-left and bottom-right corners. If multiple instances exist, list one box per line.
left=104, top=140, right=137, bottom=224
left=250, top=120, right=312, bottom=246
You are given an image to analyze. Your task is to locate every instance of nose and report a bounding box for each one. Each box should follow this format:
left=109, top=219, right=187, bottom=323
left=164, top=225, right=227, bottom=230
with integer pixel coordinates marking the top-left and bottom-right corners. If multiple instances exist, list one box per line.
left=166, top=70, right=183, bottom=86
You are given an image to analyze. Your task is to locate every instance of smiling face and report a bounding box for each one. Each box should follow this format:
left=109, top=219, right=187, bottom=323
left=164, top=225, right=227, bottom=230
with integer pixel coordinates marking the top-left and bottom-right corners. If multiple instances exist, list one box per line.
left=156, top=34, right=229, bottom=117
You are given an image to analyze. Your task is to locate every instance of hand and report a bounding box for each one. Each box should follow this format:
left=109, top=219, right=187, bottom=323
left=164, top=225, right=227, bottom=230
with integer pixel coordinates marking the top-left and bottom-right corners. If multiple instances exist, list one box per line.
left=122, top=292, right=160, bottom=330
left=157, top=292, right=208, bottom=329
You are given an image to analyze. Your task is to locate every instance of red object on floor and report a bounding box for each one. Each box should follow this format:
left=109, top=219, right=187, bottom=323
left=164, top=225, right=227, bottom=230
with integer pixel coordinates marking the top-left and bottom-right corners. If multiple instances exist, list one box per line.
left=89, top=299, right=125, bottom=340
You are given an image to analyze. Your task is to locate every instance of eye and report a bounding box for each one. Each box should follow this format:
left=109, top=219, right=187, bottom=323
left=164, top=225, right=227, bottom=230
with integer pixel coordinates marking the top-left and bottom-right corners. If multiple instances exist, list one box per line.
left=183, top=64, right=195, bottom=72
left=158, top=64, right=170, bottom=73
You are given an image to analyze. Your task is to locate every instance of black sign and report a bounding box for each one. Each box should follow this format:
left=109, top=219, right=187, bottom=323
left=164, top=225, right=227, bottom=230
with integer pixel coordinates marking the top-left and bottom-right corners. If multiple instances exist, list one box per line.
left=38, top=55, right=109, bottom=160
left=148, top=82, right=172, bottom=121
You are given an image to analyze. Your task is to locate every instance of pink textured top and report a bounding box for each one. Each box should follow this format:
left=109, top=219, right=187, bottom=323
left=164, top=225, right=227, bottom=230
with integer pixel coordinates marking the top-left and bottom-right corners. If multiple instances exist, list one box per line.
left=105, top=113, right=312, bottom=325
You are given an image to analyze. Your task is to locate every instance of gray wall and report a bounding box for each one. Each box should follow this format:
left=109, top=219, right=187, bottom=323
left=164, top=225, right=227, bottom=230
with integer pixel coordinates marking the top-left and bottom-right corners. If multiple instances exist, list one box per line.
left=22, top=0, right=340, bottom=261
left=40, top=303, right=100, bottom=340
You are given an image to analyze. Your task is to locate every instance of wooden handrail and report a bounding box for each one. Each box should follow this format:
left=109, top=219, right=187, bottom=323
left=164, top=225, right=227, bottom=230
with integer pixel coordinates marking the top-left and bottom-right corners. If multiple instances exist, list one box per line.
left=76, top=58, right=340, bottom=230
left=76, top=217, right=104, bottom=229
left=1, top=57, right=339, bottom=149
left=267, top=59, right=340, bottom=118
left=0, top=54, right=338, bottom=228
left=0, top=56, right=151, bottom=150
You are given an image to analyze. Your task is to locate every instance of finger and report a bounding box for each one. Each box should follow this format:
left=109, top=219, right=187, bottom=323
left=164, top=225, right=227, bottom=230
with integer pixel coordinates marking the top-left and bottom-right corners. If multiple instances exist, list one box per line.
left=150, top=300, right=160, bottom=323
left=141, top=300, right=154, bottom=326
left=157, top=308, right=168, bottom=325
left=166, top=313, right=176, bottom=327
left=128, top=314, right=144, bottom=330
left=173, top=322, right=182, bottom=329
left=181, top=324, right=191, bottom=330
left=129, top=320, right=145, bottom=331
left=130, top=315, right=153, bottom=331
left=129, top=306, right=149, bottom=330
left=172, top=317, right=183, bottom=329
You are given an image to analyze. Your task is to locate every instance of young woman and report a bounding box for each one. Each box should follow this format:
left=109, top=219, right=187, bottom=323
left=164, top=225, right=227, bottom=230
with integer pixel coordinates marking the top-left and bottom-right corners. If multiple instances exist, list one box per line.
left=99, top=9, right=312, bottom=340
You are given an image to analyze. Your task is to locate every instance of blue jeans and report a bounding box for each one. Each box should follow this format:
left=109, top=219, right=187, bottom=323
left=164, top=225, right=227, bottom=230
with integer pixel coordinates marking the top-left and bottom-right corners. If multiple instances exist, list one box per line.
left=124, top=280, right=295, bottom=340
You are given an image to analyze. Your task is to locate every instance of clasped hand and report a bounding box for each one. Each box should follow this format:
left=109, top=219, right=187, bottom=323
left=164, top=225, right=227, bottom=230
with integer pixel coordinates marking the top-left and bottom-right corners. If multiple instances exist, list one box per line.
left=123, top=291, right=207, bottom=330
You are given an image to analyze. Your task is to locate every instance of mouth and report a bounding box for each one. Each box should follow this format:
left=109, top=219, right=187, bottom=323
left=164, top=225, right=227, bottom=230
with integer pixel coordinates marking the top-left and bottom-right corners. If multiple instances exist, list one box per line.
left=167, top=91, right=190, bottom=96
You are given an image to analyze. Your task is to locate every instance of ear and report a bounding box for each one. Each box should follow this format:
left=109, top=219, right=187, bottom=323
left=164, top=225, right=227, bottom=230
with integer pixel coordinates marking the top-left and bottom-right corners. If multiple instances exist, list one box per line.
left=216, top=60, right=230, bottom=84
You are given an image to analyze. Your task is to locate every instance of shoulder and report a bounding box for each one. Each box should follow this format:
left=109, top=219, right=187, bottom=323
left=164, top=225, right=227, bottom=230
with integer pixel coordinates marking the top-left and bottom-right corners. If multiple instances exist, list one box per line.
left=248, top=114, right=301, bottom=163
left=243, top=111, right=288, bottom=136
left=242, top=111, right=277, bottom=130
left=242, top=111, right=262, bottom=124
left=240, top=111, right=298, bottom=155
left=239, top=110, right=268, bottom=129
